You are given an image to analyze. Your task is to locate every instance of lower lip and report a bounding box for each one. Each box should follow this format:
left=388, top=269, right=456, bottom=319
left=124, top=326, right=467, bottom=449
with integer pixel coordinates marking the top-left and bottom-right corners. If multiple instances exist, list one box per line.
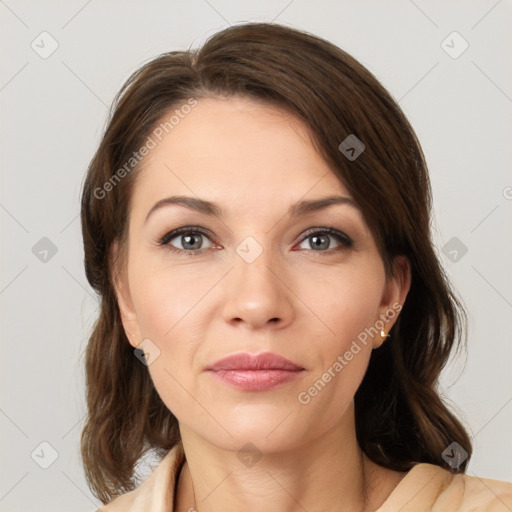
left=207, top=369, right=304, bottom=391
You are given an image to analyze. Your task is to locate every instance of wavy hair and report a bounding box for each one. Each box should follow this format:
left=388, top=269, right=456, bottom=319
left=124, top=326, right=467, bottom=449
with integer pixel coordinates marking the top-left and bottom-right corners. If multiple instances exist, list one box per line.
left=80, top=22, right=472, bottom=504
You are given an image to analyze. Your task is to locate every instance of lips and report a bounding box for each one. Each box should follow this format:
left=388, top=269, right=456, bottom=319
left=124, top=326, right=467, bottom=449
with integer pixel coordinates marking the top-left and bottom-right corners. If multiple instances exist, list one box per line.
left=205, top=352, right=305, bottom=391
left=205, top=352, right=304, bottom=371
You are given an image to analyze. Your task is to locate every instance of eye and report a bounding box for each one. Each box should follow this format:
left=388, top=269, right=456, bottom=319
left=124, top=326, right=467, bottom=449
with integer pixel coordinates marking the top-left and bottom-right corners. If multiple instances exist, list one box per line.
left=158, top=227, right=215, bottom=255
left=157, top=226, right=353, bottom=256
left=297, top=227, right=353, bottom=253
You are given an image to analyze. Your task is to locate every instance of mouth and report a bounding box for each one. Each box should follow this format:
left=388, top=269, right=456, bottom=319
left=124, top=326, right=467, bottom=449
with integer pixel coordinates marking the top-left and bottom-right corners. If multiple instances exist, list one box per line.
left=205, top=352, right=304, bottom=371
left=205, top=352, right=305, bottom=391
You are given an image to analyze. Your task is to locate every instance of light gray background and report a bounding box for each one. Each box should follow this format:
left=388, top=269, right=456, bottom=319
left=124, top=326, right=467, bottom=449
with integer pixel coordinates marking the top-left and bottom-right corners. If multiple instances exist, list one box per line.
left=1, top=1, right=511, bottom=510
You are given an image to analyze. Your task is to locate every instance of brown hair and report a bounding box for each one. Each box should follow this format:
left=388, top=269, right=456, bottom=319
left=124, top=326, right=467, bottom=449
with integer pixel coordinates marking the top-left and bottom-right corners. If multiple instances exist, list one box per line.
left=80, top=22, right=472, bottom=504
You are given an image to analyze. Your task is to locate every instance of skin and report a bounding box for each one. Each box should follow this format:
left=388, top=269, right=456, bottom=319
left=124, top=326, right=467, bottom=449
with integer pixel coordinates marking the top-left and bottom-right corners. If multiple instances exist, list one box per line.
left=113, top=96, right=411, bottom=512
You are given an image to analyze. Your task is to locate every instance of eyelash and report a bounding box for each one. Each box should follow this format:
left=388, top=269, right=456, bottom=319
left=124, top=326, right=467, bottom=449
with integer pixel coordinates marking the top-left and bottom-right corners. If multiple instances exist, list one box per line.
left=157, top=226, right=353, bottom=256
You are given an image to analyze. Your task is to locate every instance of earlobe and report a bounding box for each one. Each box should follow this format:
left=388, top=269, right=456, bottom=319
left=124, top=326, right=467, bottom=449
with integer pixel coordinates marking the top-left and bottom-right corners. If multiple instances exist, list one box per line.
left=110, top=240, right=141, bottom=348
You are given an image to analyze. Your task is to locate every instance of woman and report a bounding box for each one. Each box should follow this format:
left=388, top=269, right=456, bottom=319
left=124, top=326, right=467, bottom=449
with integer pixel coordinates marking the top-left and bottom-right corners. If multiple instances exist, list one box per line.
left=80, top=22, right=512, bottom=511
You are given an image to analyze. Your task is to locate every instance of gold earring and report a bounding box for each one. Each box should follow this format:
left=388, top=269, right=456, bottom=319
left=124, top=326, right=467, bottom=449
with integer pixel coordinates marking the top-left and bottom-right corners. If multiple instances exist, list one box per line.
left=380, top=329, right=390, bottom=339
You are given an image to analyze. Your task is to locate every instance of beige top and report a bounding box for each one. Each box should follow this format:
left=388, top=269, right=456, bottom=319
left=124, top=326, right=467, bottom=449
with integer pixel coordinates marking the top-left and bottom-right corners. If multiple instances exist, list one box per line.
left=99, top=442, right=512, bottom=511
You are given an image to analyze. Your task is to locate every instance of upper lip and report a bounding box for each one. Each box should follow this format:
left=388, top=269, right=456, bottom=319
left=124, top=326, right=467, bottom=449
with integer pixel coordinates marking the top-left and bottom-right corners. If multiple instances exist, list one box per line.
left=205, top=352, right=304, bottom=371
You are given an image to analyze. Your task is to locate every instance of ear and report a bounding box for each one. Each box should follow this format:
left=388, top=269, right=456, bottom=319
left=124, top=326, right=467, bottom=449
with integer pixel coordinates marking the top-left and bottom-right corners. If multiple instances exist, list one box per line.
left=110, top=239, right=141, bottom=348
left=374, top=255, right=411, bottom=348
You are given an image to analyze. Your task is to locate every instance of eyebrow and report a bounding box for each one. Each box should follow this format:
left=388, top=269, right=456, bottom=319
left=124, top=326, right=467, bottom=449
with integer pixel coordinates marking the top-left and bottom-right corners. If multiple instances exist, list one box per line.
left=145, top=194, right=359, bottom=224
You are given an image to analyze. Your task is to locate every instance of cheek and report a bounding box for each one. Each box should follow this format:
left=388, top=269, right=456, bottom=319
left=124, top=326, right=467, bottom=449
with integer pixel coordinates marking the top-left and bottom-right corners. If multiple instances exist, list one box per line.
left=295, top=258, right=384, bottom=345
left=291, top=264, right=383, bottom=415
left=130, top=254, right=209, bottom=340
left=128, top=258, right=209, bottom=415
left=297, top=303, right=377, bottom=432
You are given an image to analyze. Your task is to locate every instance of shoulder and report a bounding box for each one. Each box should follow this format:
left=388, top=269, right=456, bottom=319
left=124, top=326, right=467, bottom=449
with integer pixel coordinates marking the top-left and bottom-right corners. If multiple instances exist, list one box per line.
left=378, top=463, right=512, bottom=512
left=98, top=442, right=186, bottom=512
left=450, top=470, right=512, bottom=511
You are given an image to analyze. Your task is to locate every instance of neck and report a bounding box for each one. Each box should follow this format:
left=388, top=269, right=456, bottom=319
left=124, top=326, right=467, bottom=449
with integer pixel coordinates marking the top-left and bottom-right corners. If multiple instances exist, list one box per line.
left=174, top=404, right=392, bottom=512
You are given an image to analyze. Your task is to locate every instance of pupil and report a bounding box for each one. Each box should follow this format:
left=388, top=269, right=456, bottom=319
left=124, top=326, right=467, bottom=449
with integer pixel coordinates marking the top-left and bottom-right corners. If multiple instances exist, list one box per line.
left=311, top=234, right=329, bottom=250
left=183, top=234, right=201, bottom=250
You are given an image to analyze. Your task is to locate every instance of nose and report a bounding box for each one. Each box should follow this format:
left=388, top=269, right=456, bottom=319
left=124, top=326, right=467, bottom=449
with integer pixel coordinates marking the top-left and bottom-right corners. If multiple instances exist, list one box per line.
left=221, top=240, right=294, bottom=330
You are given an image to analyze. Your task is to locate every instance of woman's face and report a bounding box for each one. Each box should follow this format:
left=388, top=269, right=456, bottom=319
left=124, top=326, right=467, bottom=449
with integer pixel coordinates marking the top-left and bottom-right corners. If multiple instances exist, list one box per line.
left=113, top=96, right=409, bottom=452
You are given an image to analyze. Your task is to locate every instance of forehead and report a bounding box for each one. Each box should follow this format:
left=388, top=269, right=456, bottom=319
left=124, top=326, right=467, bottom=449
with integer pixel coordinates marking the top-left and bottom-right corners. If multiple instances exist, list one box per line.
left=130, top=96, right=352, bottom=218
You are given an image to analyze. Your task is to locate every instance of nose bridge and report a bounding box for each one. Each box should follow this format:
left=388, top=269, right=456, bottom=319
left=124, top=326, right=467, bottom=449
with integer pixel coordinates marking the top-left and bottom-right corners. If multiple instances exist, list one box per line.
left=232, top=232, right=280, bottom=294
left=221, top=232, right=293, bottom=328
